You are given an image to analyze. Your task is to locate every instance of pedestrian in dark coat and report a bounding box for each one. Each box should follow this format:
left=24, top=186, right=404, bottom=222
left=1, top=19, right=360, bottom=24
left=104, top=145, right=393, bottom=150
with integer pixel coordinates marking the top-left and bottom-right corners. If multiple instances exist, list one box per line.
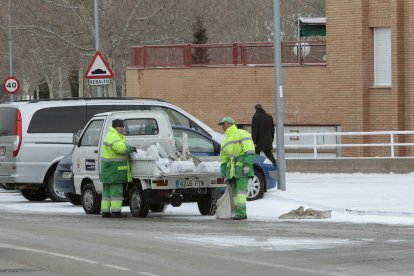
left=251, top=104, right=277, bottom=167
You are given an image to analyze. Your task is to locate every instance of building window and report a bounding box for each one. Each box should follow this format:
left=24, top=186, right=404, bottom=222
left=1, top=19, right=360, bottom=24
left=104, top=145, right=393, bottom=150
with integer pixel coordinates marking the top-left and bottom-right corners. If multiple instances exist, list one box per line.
left=374, top=27, right=391, bottom=87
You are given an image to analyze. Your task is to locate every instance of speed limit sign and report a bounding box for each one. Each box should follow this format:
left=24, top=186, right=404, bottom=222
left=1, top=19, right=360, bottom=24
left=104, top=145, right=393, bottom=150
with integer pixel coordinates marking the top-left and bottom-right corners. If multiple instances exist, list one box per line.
left=3, top=77, right=20, bottom=94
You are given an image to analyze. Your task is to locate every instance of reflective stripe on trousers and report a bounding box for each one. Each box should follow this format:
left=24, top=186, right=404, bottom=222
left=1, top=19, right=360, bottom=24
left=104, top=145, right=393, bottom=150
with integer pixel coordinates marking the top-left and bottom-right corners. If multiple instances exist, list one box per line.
left=231, top=177, right=248, bottom=218
left=101, top=183, right=123, bottom=213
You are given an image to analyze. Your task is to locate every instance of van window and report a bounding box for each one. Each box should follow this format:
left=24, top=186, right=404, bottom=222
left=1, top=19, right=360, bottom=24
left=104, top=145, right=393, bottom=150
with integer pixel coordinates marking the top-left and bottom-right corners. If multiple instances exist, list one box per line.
left=150, top=106, right=190, bottom=127
left=86, top=105, right=142, bottom=121
left=80, top=120, right=104, bottom=146
left=150, top=105, right=211, bottom=137
left=28, top=106, right=87, bottom=133
left=124, top=118, right=159, bottom=136
left=0, top=107, right=16, bottom=136
left=189, top=121, right=210, bottom=137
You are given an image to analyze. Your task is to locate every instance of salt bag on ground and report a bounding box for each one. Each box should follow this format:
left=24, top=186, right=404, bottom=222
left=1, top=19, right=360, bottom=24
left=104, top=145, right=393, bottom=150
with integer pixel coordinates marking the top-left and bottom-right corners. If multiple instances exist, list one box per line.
left=216, top=186, right=235, bottom=220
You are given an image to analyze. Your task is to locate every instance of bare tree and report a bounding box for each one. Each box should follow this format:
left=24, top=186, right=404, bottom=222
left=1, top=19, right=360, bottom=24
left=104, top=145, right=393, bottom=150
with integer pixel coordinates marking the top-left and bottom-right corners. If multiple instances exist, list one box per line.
left=0, top=0, right=324, bottom=100
left=2, top=0, right=187, bottom=98
left=174, top=0, right=325, bottom=43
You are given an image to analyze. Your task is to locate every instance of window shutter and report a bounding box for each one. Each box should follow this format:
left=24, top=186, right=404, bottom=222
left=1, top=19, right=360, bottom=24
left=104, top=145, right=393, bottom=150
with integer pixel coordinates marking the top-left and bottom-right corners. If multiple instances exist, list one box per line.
left=374, top=28, right=392, bottom=86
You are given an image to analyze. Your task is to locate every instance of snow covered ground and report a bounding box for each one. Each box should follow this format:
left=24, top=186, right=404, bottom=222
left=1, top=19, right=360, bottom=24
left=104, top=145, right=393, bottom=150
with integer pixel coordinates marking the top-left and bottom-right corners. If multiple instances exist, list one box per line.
left=1, top=172, right=414, bottom=226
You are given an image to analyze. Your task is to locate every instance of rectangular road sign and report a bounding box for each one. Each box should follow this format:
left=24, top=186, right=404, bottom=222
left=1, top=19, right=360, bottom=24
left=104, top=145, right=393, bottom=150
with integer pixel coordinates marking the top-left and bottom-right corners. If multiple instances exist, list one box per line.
left=88, top=78, right=111, bottom=86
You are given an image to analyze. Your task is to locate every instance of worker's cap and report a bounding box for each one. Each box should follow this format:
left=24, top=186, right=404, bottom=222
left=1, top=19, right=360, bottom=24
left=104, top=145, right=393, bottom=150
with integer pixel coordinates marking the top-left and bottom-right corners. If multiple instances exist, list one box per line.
left=218, top=117, right=235, bottom=125
left=112, top=119, right=125, bottom=128
left=255, top=104, right=263, bottom=110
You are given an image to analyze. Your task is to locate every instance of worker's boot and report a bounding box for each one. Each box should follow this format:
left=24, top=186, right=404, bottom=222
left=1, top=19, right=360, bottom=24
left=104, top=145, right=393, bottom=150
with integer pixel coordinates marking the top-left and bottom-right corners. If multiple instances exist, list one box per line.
left=111, top=212, right=127, bottom=218
left=101, top=212, right=111, bottom=218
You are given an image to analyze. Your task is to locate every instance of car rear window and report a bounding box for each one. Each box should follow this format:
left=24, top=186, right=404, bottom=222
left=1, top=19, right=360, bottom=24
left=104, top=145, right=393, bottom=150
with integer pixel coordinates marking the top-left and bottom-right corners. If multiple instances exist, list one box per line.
left=0, top=107, right=16, bottom=136
left=28, top=106, right=87, bottom=133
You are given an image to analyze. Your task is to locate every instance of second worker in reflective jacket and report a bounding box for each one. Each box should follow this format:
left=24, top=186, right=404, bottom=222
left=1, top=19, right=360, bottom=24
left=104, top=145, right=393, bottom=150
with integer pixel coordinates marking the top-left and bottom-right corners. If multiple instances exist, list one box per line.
left=218, top=117, right=255, bottom=220
left=100, top=119, right=136, bottom=218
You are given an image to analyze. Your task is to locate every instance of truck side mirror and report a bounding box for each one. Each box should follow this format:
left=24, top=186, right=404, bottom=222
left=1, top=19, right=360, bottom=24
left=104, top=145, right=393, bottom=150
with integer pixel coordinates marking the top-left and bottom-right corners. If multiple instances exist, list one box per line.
left=73, top=130, right=82, bottom=146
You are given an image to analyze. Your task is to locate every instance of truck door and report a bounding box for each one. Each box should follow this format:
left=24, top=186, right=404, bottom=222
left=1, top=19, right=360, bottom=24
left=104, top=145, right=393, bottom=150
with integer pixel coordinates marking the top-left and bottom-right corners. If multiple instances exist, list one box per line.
left=73, top=119, right=104, bottom=194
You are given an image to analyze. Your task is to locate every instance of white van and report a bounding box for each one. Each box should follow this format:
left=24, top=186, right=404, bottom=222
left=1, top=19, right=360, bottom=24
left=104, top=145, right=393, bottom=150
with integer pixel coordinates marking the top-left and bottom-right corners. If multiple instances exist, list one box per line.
left=0, top=97, right=222, bottom=202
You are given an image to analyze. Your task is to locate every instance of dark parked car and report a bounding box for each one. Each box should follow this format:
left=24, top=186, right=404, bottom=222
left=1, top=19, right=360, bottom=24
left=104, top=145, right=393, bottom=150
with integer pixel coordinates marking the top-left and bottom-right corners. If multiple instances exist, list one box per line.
left=172, top=126, right=277, bottom=201
left=55, top=126, right=277, bottom=204
left=54, top=149, right=80, bottom=205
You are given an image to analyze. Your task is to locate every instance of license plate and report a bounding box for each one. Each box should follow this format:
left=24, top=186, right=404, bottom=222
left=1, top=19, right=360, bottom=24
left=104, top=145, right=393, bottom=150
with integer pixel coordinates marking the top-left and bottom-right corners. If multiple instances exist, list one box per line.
left=176, top=180, right=205, bottom=188
left=62, top=172, right=73, bottom=179
left=0, top=147, right=5, bottom=156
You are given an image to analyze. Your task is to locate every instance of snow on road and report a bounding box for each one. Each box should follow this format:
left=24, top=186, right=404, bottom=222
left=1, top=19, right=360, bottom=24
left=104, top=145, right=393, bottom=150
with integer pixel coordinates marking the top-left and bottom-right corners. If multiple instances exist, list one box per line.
left=2, top=172, right=414, bottom=225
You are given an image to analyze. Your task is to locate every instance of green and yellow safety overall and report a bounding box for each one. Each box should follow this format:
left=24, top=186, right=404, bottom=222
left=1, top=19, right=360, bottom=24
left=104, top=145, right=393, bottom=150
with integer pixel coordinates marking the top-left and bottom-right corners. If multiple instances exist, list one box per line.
left=220, top=124, right=255, bottom=218
left=100, top=127, right=134, bottom=213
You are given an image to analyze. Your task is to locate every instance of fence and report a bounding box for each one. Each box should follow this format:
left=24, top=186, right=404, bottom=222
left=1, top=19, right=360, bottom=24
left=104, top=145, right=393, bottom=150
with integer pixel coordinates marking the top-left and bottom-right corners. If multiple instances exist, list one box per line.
left=282, top=130, right=414, bottom=159
left=130, top=41, right=326, bottom=68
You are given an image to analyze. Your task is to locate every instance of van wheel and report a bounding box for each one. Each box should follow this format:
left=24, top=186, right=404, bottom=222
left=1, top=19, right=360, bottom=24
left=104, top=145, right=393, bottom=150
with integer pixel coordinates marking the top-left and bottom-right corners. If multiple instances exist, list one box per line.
left=81, top=183, right=101, bottom=214
left=150, top=204, right=168, bottom=213
left=65, top=193, right=81, bottom=205
left=197, top=188, right=221, bottom=216
left=129, top=186, right=149, bottom=217
left=247, top=169, right=265, bottom=201
left=46, top=174, right=67, bottom=202
left=20, top=188, right=48, bottom=201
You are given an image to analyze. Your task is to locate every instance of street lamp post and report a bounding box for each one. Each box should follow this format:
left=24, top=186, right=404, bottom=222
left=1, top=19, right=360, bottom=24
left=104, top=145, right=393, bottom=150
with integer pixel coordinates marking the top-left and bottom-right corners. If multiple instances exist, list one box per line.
left=272, top=0, right=286, bottom=191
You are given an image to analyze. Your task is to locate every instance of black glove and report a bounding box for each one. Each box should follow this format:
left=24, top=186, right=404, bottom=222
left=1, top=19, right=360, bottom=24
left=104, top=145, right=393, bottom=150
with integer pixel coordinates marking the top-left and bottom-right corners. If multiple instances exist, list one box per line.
left=132, top=146, right=137, bottom=153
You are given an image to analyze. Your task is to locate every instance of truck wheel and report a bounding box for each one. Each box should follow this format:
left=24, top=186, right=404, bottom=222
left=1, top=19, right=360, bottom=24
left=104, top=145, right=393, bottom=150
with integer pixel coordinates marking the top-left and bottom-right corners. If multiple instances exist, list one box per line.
left=46, top=174, right=67, bottom=202
left=81, top=183, right=101, bottom=214
left=197, top=188, right=221, bottom=216
left=65, top=193, right=81, bottom=205
left=150, top=204, right=168, bottom=213
left=129, top=186, right=149, bottom=217
left=20, top=188, right=48, bottom=201
left=247, top=169, right=265, bottom=201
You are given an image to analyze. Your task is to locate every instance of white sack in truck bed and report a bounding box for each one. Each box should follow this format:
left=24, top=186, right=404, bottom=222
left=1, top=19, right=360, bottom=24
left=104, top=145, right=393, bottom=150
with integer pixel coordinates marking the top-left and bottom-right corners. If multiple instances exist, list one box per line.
left=129, top=143, right=221, bottom=175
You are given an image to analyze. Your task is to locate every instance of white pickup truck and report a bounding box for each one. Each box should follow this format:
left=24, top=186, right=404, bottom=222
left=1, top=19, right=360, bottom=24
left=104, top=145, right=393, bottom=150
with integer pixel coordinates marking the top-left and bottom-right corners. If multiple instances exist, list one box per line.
left=72, top=110, right=226, bottom=217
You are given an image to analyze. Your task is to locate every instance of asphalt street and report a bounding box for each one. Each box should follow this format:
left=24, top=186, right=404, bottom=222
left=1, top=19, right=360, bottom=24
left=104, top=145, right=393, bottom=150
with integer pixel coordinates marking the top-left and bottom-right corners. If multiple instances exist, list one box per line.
left=1, top=211, right=414, bottom=276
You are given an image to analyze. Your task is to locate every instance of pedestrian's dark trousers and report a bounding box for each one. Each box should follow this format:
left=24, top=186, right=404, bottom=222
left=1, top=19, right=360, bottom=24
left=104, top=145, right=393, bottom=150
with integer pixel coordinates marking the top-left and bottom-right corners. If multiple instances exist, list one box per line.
left=255, top=148, right=277, bottom=167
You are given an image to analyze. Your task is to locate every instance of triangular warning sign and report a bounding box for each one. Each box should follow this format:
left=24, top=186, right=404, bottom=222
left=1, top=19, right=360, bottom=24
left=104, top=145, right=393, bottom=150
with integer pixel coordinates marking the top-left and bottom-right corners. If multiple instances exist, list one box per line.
left=84, top=51, right=115, bottom=79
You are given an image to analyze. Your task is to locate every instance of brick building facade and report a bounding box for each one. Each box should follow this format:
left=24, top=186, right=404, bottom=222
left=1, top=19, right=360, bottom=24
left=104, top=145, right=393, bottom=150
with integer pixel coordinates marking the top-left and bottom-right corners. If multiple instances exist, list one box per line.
left=126, top=0, right=414, bottom=156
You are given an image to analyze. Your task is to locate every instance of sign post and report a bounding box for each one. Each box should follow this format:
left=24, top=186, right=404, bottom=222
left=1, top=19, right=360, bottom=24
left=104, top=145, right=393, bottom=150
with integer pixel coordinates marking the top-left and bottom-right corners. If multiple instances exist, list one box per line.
left=3, top=76, right=20, bottom=95
left=93, top=0, right=102, bottom=97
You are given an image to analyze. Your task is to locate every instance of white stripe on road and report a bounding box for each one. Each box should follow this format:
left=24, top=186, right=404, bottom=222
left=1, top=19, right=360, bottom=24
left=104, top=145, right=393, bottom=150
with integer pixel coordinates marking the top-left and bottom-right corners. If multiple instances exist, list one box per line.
left=137, top=272, right=162, bottom=276
left=0, top=242, right=97, bottom=264
left=104, top=264, right=130, bottom=271
left=0, top=242, right=162, bottom=275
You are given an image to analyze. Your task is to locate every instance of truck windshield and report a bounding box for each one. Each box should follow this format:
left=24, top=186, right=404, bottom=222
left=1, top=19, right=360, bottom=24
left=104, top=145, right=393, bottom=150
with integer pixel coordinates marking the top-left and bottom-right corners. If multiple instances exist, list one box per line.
left=0, top=107, right=16, bottom=136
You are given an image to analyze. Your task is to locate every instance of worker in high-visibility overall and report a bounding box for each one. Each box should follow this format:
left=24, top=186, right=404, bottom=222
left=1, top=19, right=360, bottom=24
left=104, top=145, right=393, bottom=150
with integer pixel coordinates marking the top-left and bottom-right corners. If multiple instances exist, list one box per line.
left=218, top=117, right=255, bottom=220
left=100, top=119, right=136, bottom=218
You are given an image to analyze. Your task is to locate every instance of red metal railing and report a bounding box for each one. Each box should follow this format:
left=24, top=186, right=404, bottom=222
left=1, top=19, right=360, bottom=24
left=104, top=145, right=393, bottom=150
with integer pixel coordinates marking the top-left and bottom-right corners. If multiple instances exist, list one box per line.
left=130, top=41, right=326, bottom=68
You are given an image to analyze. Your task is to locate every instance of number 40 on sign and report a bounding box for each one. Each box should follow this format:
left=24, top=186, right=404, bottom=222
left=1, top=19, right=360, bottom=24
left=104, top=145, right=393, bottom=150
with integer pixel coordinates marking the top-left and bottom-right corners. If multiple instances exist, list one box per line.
left=3, top=77, right=20, bottom=94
